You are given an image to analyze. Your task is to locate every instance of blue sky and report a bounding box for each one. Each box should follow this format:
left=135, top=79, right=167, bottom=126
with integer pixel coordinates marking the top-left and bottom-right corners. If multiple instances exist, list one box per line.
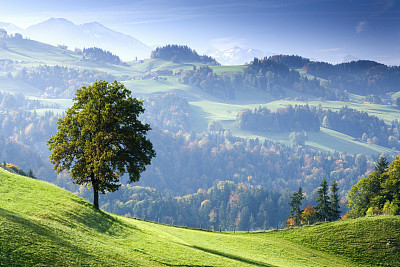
left=1, top=0, right=399, bottom=64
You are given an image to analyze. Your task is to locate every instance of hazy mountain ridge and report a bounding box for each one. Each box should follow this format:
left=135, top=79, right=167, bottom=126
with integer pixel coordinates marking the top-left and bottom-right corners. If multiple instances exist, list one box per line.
left=23, top=18, right=151, bottom=61
left=0, top=22, right=22, bottom=33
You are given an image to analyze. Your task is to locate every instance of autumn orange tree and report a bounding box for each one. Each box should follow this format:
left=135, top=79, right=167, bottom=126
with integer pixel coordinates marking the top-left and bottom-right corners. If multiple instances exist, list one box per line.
left=301, top=206, right=317, bottom=225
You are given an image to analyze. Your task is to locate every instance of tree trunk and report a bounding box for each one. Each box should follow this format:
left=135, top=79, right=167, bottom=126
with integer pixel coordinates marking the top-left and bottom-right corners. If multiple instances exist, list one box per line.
left=91, top=173, right=99, bottom=209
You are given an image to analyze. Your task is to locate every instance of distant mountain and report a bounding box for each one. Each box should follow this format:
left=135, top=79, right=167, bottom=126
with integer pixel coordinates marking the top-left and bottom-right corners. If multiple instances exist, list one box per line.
left=206, top=46, right=270, bottom=65
left=0, top=22, right=22, bottom=33
left=23, top=18, right=151, bottom=61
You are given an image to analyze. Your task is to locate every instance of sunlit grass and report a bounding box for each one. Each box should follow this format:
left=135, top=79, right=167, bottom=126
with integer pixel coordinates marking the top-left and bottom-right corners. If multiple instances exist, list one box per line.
left=3, top=169, right=396, bottom=266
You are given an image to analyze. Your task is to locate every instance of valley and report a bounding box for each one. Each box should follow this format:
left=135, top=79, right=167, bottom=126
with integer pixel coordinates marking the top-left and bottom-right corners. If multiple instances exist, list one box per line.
left=0, top=27, right=400, bottom=236
left=0, top=5, right=400, bottom=264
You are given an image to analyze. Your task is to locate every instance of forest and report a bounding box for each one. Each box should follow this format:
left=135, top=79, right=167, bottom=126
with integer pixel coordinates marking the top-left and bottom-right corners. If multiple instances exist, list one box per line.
left=13, top=65, right=115, bottom=98
left=180, top=66, right=237, bottom=99
left=151, top=45, right=219, bottom=65
left=99, top=180, right=289, bottom=230
left=179, top=57, right=345, bottom=100
left=236, top=105, right=320, bottom=132
left=142, top=92, right=191, bottom=132
left=237, top=104, right=400, bottom=150
left=304, top=60, right=400, bottom=96
left=80, top=47, right=128, bottom=66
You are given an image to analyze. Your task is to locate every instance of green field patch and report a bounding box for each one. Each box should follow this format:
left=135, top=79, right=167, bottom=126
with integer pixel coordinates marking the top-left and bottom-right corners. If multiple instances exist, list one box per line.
left=0, top=78, right=41, bottom=96
left=391, top=91, right=400, bottom=101
left=308, top=128, right=398, bottom=156
left=211, top=65, right=246, bottom=74
left=0, top=38, right=81, bottom=65
left=123, top=78, right=191, bottom=95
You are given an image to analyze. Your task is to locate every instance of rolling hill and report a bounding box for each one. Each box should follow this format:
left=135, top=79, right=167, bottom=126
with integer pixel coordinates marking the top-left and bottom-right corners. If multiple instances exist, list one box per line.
left=0, top=36, right=81, bottom=64
left=23, top=18, right=151, bottom=61
left=1, top=168, right=399, bottom=266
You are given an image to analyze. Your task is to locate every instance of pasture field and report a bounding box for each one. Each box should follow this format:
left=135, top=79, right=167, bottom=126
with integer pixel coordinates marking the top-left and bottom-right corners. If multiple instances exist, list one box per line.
left=2, top=169, right=398, bottom=266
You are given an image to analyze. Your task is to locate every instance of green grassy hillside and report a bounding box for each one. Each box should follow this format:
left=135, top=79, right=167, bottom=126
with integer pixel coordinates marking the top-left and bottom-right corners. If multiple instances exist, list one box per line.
left=1, top=169, right=399, bottom=266
left=0, top=38, right=81, bottom=64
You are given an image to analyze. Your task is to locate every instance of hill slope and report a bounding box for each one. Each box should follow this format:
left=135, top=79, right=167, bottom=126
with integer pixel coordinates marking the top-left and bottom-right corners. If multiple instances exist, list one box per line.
left=24, top=18, right=151, bottom=61
left=1, top=169, right=399, bottom=266
left=0, top=37, right=81, bottom=63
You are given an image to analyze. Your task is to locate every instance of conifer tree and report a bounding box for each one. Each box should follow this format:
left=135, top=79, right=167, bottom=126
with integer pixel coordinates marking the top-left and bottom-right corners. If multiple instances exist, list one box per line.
left=289, top=187, right=304, bottom=226
left=329, top=180, right=340, bottom=221
left=375, top=156, right=389, bottom=174
left=316, top=178, right=330, bottom=221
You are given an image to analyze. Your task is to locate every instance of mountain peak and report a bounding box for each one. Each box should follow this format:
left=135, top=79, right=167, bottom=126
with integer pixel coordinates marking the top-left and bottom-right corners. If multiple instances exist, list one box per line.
left=81, top=21, right=105, bottom=28
left=207, top=46, right=268, bottom=65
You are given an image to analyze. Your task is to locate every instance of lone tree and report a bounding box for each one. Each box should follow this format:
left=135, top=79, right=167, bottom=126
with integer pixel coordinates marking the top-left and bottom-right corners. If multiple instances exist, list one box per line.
left=48, top=80, right=155, bottom=209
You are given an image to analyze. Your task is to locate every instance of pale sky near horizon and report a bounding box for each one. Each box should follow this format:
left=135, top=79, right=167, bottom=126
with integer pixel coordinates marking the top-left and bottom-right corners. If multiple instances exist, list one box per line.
left=0, top=0, right=399, bottom=65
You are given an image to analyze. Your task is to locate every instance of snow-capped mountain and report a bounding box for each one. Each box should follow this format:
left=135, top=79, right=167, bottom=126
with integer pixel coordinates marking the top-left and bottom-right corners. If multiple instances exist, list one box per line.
left=23, top=18, right=151, bottom=61
left=206, top=46, right=270, bottom=65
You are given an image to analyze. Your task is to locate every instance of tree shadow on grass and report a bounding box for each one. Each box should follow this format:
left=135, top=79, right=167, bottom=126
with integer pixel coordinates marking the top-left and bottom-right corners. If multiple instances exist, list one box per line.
left=67, top=198, right=142, bottom=235
left=0, top=207, right=94, bottom=266
left=182, top=244, right=275, bottom=266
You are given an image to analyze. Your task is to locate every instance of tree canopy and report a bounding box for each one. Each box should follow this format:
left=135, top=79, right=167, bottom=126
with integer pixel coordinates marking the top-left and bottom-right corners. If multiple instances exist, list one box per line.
left=150, top=44, right=219, bottom=65
left=48, top=80, right=155, bottom=209
left=347, top=156, right=400, bottom=217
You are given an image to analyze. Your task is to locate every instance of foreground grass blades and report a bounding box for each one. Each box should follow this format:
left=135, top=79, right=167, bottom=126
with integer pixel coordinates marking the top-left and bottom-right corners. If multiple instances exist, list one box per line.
left=1, top=168, right=398, bottom=266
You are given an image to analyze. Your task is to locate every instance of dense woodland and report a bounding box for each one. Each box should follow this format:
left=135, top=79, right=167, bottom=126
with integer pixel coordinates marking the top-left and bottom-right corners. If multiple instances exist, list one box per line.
left=0, top=93, right=59, bottom=177
left=142, top=92, right=191, bottom=132
left=14, top=65, right=115, bottom=98
left=236, top=105, right=320, bottom=132
left=268, top=55, right=311, bottom=69
left=0, top=92, right=53, bottom=110
left=97, top=181, right=290, bottom=230
left=180, top=66, right=237, bottom=99
left=347, top=156, right=400, bottom=217
left=151, top=45, right=219, bottom=65
left=318, top=107, right=400, bottom=148
left=80, top=47, right=128, bottom=66
left=179, top=57, right=345, bottom=100
left=260, top=55, right=400, bottom=98
left=73, top=124, right=372, bottom=229
left=304, top=60, right=400, bottom=96
left=0, top=134, right=45, bottom=176
left=244, top=57, right=344, bottom=100
left=237, top=105, right=400, bottom=150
